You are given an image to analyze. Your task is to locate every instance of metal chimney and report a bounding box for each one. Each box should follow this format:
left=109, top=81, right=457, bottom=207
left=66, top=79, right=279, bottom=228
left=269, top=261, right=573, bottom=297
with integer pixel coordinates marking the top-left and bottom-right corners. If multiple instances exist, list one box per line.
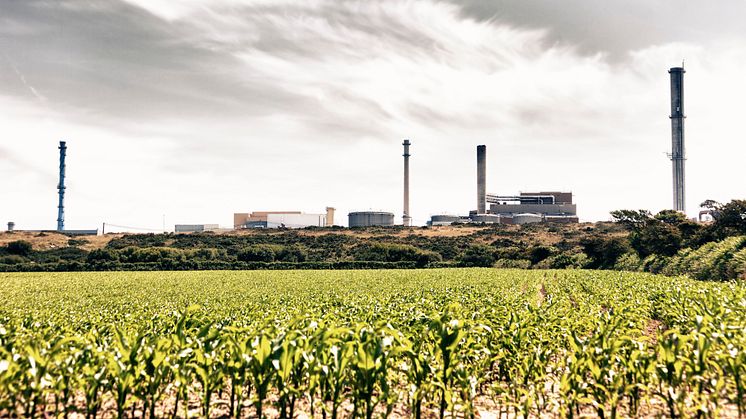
left=57, top=141, right=67, bottom=231
left=477, top=145, right=486, bottom=214
left=669, top=67, right=686, bottom=213
left=402, top=139, right=412, bottom=226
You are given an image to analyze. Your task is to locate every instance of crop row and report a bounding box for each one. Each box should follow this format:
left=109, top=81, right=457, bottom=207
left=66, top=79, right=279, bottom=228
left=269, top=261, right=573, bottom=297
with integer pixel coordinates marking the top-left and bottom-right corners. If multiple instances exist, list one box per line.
left=1, top=269, right=745, bottom=418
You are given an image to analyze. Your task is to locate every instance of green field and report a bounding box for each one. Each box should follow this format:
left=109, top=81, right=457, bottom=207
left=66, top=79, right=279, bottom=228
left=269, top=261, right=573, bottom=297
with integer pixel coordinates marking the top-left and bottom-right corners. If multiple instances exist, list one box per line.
left=1, top=269, right=745, bottom=418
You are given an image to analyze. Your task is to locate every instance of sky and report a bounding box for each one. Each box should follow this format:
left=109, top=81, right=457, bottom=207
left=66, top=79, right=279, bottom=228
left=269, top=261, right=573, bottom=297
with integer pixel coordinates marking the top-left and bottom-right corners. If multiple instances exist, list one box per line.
left=1, top=0, right=746, bottom=231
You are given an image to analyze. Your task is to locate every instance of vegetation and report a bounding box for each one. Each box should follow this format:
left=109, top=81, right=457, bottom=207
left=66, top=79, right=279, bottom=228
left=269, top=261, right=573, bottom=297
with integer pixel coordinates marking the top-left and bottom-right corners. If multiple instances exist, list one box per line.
left=1, top=269, right=745, bottom=417
left=1, top=199, right=745, bottom=280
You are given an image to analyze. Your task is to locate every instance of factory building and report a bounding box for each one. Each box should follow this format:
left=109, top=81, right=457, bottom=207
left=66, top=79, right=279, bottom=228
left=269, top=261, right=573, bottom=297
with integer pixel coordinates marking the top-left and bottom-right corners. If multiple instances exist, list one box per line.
left=348, top=211, right=395, bottom=227
left=482, top=191, right=578, bottom=224
left=430, top=145, right=579, bottom=226
left=234, top=207, right=334, bottom=229
left=175, top=224, right=220, bottom=233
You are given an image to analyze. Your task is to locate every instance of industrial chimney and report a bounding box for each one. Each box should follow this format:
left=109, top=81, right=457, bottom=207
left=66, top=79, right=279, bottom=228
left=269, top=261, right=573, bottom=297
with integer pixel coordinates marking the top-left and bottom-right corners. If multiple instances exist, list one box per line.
left=477, top=145, right=486, bottom=214
left=669, top=67, right=686, bottom=213
left=402, top=139, right=412, bottom=226
left=57, top=141, right=67, bottom=231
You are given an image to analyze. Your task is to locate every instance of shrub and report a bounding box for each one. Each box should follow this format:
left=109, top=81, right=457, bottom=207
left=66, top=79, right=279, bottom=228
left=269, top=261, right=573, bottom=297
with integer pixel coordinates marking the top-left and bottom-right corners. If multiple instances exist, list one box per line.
left=88, top=248, right=120, bottom=262
left=276, top=245, right=308, bottom=263
left=494, top=259, right=531, bottom=269
left=354, top=243, right=441, bottom=267
left=527, top=246, right=557, bottom=265
left=0, top=255, right=26, bottom=265
left=459, top=244, right=496, bottom=267
left=6, top=240, right=32, bottom=256
left=581, top=236, right=632, bottom=269
left=535, top=252, right=588, bottom=269
left=236, top=245, right=282, bottom=263
left=613, top=253, right=642, bottom=272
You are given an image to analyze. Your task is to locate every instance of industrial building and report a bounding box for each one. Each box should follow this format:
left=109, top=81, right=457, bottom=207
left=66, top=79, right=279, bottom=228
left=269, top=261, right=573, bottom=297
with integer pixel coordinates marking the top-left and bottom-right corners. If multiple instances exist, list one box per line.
left=429, top=145, right=578, bottom=226
left=175, top=224, right=220, bottom=233
left=234, top=207, right=335, bottom=229
left=479, top=191, right=578, bottom=224
left=348, top=211, right=395, bottom=227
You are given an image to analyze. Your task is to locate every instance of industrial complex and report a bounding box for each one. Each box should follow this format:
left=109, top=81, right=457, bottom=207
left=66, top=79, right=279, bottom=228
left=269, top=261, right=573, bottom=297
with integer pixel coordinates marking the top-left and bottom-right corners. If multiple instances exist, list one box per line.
left=5, top=66, right=692, bottom=233
left=233, top=208, right=335, bottom=229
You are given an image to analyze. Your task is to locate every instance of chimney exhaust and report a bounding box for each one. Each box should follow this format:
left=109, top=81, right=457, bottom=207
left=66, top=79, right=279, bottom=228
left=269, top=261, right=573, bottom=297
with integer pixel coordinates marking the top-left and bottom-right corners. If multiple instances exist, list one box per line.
left=669, top=66, right=686, bottom=213
left=403, top=139, right=412, bottom=226
left=477, top=145, right=486, bottom=214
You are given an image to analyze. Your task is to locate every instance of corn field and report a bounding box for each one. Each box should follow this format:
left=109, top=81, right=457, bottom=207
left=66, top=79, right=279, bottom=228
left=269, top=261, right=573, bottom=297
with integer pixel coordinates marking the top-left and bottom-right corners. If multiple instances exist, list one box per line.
left=1, top=269, right=745, bottom=418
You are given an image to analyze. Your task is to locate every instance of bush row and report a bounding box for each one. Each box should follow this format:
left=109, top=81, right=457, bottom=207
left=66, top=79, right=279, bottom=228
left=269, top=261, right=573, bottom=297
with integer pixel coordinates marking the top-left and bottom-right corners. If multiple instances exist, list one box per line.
left=0, top=260, right=443, bottom=272
left=612, top=235, right=746, bottom=281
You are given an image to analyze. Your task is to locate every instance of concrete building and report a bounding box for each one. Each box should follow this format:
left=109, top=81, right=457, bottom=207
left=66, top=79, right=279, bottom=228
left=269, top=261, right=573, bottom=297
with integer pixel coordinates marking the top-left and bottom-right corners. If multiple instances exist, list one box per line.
left=234, top=210, right=331, bottom=229
left=175, top=224, right=220, bottom=233
left=484, top=191, right=578, bottom=224
left=348, top=211, right=395, bottom=227
left=427, top=214, right=471, bottom=226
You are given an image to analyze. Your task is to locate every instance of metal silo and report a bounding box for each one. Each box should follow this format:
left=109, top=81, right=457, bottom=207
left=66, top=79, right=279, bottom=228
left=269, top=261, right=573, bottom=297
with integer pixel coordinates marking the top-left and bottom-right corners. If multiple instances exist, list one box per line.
left=348, top=211, right=395, bottom=227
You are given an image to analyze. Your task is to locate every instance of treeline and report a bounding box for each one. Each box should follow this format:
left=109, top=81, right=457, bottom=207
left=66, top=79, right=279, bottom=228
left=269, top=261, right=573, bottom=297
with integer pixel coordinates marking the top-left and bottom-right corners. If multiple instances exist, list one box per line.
left=581, top=200, right=746, bottom=280
left=1, top=199, right=744, bottom=279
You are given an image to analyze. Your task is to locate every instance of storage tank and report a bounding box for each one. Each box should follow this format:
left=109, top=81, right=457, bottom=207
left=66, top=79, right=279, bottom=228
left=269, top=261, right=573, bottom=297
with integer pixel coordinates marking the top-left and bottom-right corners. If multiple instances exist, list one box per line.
left=430, top=215, right=462, bottom=226
left=348, top=211, right=395, bottom=227
left=470, top=214, right=501, bottom=224
left=512, top=213, right=543, bottom=225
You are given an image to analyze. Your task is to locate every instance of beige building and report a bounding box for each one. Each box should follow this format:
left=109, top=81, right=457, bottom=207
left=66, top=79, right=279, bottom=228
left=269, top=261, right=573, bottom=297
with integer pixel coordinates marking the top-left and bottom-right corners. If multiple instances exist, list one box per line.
left=234, top=208, right=335, bottom=229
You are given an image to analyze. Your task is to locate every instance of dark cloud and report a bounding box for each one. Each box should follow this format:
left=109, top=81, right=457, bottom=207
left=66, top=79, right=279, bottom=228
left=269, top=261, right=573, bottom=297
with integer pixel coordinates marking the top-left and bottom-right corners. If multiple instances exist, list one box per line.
left=0, top=2, right=320, bottom=122
left=450, top=0, right=746, bottom=59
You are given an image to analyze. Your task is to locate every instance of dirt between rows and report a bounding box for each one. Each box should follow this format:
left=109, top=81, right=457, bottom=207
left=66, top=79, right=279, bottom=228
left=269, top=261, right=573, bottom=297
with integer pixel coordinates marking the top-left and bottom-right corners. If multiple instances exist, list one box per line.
left=13, top=378, right=742, bottom=419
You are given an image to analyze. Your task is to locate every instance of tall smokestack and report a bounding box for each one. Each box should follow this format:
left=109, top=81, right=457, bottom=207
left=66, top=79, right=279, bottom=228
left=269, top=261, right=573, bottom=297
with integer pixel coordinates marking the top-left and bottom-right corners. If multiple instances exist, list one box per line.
left=669, top=66, right=686, bottom=213
left=402, top=139, right=412, bottom=226
left=477, top=145, right=486, bottom=214
left=57, top=141, right=67, bottom=231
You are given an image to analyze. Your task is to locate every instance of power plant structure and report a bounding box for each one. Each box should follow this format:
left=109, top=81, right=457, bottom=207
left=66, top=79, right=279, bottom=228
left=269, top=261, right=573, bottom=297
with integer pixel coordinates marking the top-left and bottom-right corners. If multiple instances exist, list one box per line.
left=234, top=208, right=334, bottom=229
left=175, top=224, right=220, bottom=233
left=402, top=139, right=412, bottom=226
left=57, top=141, right=67, bottom=231
left=4, top=141, right=97, bottom=236
left=348, top=211, right=395, bottom=227
left=429, top=145, right=578, bottom=226
left=477, top=145, right=486, bottom=214
left=669, top=66, right=686, bottom=213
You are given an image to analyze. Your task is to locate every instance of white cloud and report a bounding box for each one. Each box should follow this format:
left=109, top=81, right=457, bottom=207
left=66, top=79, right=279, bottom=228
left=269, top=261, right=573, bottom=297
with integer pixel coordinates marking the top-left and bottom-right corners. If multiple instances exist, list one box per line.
left=1, top=0, right=745, bottom=230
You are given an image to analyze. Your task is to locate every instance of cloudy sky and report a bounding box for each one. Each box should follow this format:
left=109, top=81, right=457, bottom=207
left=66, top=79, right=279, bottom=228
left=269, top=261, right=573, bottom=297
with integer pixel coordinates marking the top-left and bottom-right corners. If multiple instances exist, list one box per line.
left=1, top=0, right=745, bottom=230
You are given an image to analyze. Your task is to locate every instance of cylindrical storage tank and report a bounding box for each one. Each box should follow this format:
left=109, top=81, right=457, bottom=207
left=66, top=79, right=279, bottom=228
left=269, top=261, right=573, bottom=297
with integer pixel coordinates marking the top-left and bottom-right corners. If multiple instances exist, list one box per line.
left=513, top=213, right=543, bottom=225
left=470, top=214, right=501, bottom=224
left=430, top=215, right=462, bottom=226
left=7, top=222, right=15, bottom=231
left=431, top=215, right=461, bottom=224
left=348, top=211, right=395, bottom=227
